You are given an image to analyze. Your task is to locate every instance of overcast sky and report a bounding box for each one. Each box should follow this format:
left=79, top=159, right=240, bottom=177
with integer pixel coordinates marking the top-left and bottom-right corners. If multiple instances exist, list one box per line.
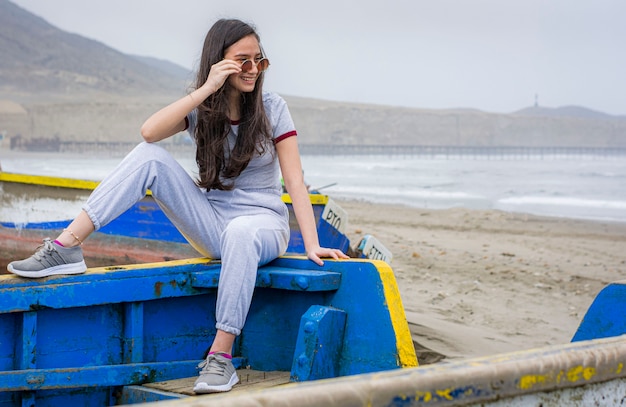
left=11, top=0, right=626, bottom=115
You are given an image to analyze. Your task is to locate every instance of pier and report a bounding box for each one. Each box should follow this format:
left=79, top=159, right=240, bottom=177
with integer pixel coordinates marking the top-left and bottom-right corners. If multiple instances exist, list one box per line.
left=298, top=144, right=626, bottom=159
left=6, top=139, right=626, bottom=160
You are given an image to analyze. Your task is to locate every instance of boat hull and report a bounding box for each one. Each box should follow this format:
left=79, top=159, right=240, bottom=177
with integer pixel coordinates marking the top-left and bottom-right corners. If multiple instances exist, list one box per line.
left=0, top=257, right=417, bottom=405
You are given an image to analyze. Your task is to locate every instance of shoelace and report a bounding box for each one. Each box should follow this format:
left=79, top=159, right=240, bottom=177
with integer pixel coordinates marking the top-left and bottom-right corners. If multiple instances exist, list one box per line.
left=197, top=354, right=228, bottom=375
left=32, top=239, right=63, bottom=266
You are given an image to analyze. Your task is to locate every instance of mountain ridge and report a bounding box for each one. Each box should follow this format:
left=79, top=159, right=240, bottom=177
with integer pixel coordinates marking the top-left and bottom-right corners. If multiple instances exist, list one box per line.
left=0, top=0, right=186, bottom=100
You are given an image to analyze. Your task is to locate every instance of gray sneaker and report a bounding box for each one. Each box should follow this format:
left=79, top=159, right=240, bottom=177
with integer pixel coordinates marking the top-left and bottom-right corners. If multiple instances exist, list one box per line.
left=7, top=238, right=87, bottom=278
left=193, top=352, right=239, bottom=394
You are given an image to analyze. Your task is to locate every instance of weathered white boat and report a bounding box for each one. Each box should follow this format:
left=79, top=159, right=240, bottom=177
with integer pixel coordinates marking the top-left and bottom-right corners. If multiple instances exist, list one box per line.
left=0, top=171, right=391, bottom=270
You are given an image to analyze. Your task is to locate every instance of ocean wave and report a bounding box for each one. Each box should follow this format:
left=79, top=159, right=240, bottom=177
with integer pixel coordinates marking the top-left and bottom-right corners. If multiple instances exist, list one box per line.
left=496, top=196, right=626, bottom=210
left=331, top=185, right=482, bottom=200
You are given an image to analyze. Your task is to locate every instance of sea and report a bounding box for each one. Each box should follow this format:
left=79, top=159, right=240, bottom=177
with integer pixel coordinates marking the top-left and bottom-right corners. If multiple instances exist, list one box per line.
left=1, top=149, right=625, bottom=224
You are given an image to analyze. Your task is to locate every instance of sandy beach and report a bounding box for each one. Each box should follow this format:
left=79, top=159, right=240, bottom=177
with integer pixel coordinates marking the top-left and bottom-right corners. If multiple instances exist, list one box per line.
left=337, top=199, right=626, bottom=364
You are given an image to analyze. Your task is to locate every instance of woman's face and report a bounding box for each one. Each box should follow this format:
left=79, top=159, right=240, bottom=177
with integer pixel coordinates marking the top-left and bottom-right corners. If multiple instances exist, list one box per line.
left=223, top=34, right=263, bottom=94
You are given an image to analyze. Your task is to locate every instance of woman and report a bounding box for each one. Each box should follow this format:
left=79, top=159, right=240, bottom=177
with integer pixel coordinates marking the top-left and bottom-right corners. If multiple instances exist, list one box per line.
left=7, top=18, right=348, bottom=393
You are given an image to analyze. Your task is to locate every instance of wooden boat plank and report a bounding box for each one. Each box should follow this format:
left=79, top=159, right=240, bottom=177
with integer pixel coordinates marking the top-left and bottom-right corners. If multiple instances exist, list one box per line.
left=143, top=369, right=291, bottom=396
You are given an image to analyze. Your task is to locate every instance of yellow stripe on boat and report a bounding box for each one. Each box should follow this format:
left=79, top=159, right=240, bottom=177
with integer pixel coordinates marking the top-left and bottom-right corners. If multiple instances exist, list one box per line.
left=91, top=257, right=214, bottom=274
left=0, top=171, right=327, bottom=204
left=0, top=172, right=100, bottom=190
left=281, top=193, right=329, bottom=205
left=374, top=260, right=419, bottom=367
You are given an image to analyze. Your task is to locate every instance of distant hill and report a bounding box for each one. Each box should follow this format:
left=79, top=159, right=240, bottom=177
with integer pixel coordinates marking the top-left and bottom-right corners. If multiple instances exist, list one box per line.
left=513, top=105, right=620, bottom=120
left=282, top=95, right=626, bottom=148
left=0, top=0, right=187, bottom=101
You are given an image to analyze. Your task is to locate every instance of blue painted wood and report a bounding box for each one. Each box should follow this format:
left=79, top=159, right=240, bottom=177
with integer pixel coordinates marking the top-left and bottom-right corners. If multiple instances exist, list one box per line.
left=284, top=203, right=324, bottom=254
left=98, top=200, right=187, bottom=243
left=290, top=305, right=347, bottom=381
left=285, top=203, right=351, bottom=255
left=316, top=217, right=350, bottom=253
left=0, top=200, right=187, bottom=243
left=0, top=258, right=410, bottom=405
left=0, top=266, right=205, bottom=314
left=20, top=392, right=35, bottom=407
left=0, top=361, right=199, bottom=391
left=190, top=266, right=341, bottom=292
left=140, top=295, right=216, bottom=363
left=255, top=268, right=341, bottom=291
left=15, top=314, right=38, bottom=407
left=269, top=257, right=403, bottom=376
left=189, top=268, right=221, bottom=288
left=1, top=265, right=341, bottom=315
left=0, top=314, right=17, bottom=371
left=18, top=388, right=113, bottom=407
left=572, top=281, right=626, bottom=342
left=0, top=357, right=246, bottom=393
left=18, top=312, right=37, bottom=370
left=124, top=303, right=144, bottom=364
left=236, top=288, right=331, bottom=372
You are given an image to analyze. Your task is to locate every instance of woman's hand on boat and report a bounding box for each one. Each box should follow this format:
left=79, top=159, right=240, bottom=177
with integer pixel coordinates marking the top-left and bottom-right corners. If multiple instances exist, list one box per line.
left=307, top=246, right=350, bottom=266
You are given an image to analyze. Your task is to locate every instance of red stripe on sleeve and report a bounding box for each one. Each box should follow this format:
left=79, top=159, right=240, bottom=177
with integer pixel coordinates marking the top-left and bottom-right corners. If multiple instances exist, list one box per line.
left=274, top=130, right=298, bottom=144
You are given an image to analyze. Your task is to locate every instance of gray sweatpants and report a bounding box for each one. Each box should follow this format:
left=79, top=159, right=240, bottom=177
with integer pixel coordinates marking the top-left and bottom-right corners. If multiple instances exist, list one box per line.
left=83, top=142, right=290, bottom=336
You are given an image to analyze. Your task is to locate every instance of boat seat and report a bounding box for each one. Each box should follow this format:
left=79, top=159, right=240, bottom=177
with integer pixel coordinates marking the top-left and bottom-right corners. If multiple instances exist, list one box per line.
left=191, top=266, right=342, bottom=292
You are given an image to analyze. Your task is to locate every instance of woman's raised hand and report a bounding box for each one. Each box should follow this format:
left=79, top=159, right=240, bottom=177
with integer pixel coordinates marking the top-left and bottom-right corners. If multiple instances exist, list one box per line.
left=203, top=59, right=242, bottom=94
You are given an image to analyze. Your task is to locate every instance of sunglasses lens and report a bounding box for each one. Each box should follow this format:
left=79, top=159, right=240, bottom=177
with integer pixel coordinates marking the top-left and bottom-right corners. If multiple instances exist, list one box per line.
left=240, top=59, right=270, bottom=72
left=258, top=59, right=270, bottom=72
left=241, top=60, right=253, bottom=72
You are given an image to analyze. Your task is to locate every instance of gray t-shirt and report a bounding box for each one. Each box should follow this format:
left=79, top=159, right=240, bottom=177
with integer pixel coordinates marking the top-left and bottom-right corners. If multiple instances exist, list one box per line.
left=187, top=92, right=297, bottom=192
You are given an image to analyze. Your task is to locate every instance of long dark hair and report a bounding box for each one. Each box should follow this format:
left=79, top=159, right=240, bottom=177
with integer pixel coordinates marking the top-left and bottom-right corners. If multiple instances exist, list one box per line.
left=194, top=19, right=272, bottom=190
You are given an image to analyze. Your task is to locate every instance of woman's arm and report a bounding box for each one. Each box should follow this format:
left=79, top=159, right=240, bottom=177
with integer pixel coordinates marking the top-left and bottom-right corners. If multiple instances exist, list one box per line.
left=140, top=88, right=205, bottom=143
left=140, top=60, right=243, bottom=143
left=276, top=137, right=349, bottom=265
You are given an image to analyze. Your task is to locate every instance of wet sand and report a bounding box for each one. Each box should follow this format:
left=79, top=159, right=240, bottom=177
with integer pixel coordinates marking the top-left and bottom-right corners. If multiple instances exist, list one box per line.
left=338, top=199, right=626, bottom=364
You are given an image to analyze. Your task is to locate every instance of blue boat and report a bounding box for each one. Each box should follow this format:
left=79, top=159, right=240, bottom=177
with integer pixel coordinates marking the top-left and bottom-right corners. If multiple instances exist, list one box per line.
left=0, top=255, right=418, bottom=405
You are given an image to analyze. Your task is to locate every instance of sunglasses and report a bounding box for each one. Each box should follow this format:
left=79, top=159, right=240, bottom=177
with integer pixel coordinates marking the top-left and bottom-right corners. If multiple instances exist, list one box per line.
left=241, top=58, right=270, bottom=73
